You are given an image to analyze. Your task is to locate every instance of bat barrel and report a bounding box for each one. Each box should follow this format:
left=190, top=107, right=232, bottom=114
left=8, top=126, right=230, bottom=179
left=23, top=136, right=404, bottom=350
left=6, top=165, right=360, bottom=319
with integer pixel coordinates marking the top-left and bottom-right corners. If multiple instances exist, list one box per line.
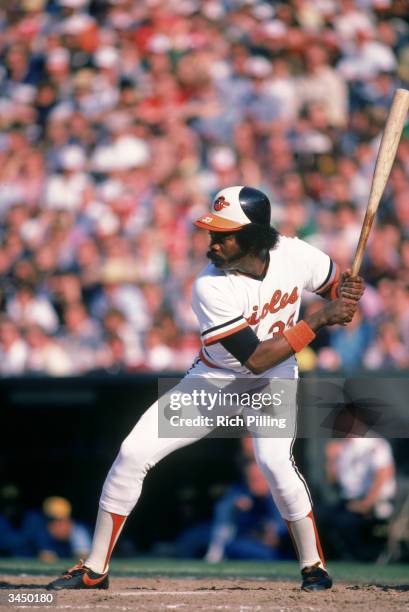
left=351, top=88, right=409, bottom=276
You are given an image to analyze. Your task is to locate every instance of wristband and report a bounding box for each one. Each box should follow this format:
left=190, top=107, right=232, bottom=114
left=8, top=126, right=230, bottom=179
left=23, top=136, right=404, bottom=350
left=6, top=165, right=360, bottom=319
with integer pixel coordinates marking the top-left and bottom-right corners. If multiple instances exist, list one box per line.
left=283, top=320, right=316, bottom=353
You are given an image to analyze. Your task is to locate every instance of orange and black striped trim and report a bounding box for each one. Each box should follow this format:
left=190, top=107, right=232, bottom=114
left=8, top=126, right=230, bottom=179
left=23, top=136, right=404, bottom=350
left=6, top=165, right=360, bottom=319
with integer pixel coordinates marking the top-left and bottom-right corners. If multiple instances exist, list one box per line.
left=315, top=261, right=340, bottom=300
left=199, top=349, right=219, bottom=368
left=203, top=321, right=249, bottom=346
left=201, top=315, right=242, bottom=338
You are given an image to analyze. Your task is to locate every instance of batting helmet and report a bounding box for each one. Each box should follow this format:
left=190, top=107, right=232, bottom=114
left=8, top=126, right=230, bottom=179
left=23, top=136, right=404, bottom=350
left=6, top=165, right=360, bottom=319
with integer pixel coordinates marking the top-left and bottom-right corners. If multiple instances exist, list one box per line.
left=194, top=186, right=271, bottom=232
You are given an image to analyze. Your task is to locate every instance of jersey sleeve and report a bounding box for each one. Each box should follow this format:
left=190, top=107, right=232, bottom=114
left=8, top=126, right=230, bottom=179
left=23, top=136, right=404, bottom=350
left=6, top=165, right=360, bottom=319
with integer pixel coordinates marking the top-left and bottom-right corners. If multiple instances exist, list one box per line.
left=294, top=238, right=338, bottom=295
left=192, top=274, right=249, bottom=346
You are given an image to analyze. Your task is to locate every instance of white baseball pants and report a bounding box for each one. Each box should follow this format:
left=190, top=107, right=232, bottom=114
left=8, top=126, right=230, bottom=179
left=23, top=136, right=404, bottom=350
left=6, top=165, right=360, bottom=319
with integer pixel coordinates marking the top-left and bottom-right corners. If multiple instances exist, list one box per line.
left=99, top=362, right=312, bottom=522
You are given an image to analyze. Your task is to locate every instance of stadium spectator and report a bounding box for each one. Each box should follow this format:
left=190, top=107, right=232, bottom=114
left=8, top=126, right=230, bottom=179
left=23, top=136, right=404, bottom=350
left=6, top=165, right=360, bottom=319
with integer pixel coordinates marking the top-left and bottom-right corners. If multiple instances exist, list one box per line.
left=323, top=433, right=396, bottom=561
left=0, top=489, right=91, bottom=560
left=58, top=301, right=103, bottom=372
left=0, top=317, right=28, bottom=375
left=326, top=306, right=375, bottom=372
left=24, top=324, right=72, bottom=375
left=204, top=461, right=290, bottom=562
left=102, top=307, right=144, bottom=369
left=6, top=283, right=59, bottom=334
left=0, top=484, right=27, bottom=557
left=364, top=321, right=408, bottom=369
left=19, top=496, right=92, bottom=561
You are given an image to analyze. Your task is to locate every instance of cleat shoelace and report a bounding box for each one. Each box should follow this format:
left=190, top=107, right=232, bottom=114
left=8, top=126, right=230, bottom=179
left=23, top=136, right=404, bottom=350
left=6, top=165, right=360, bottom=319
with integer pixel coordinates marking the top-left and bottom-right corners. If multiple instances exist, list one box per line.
left=62, top=560, right=88, bottom=580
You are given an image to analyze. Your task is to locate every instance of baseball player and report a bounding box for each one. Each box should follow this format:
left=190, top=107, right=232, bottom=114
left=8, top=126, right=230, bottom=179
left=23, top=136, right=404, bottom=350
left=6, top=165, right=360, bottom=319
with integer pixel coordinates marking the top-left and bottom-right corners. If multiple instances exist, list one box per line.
left=47, top=186, right=364, bottom=592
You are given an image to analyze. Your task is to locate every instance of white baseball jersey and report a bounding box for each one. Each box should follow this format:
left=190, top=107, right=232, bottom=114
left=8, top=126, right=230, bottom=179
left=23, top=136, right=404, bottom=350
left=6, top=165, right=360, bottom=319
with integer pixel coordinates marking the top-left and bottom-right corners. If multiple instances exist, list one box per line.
left=192, top=235, right=336, bottom=376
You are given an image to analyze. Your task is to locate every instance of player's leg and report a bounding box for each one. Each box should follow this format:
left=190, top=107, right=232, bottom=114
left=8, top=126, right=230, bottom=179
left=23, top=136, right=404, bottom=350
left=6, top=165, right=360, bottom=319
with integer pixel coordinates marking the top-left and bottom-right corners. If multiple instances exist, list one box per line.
left=251, top=434, right=332, bottom=591
left=86, top=398, right=198, bottom=573
left=251, top=434, right=322, bottom=563
left=47, top=374, right=214, bottom=589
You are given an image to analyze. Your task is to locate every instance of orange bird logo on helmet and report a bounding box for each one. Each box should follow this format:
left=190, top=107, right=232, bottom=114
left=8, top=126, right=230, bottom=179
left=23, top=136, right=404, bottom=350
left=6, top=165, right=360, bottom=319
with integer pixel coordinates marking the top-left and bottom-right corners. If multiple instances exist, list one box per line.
left=213, top=196, right=230, bottom=211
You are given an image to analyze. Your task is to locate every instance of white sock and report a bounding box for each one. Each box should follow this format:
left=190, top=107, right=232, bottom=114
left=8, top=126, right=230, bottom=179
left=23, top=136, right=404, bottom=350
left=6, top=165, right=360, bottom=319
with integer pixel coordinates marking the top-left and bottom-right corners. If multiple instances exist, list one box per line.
left=85, top=508, right=127, bottom=574
left=287, top=511, right=325, bottom=570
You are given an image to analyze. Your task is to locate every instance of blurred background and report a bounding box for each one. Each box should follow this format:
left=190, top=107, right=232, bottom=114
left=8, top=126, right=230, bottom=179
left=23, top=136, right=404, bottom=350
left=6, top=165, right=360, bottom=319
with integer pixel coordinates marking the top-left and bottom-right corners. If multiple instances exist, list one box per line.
left=0, top=0, right=408, bottom=565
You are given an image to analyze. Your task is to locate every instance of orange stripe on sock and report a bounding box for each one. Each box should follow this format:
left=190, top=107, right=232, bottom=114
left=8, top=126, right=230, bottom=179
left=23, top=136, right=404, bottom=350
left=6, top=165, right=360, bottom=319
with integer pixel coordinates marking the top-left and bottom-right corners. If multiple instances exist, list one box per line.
left=307, top=510, right=325, bottom=567
left=103, top=513, right=126, bottom=573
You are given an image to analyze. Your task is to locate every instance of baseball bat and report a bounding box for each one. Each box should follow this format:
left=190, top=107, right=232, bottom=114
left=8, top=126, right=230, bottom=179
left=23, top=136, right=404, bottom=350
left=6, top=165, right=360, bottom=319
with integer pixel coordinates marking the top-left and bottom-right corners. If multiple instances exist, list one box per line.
left=351, top=88, right=409, bottom=277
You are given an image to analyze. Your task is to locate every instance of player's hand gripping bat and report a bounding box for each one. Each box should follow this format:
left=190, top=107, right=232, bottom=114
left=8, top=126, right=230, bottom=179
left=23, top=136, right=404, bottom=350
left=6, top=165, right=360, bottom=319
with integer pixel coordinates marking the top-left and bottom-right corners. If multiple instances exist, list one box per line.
left=351, top=88, right=409, bottom=277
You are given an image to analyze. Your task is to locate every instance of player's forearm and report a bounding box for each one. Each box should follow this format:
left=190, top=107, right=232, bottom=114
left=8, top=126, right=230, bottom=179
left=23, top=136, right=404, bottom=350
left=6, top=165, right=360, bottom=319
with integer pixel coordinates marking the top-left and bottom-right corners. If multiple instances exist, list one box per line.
left=244, top=309, right=329, bottom=374
left=244, top=298, right=358, bottom=374
left=245, top=336, right=296, bottom=374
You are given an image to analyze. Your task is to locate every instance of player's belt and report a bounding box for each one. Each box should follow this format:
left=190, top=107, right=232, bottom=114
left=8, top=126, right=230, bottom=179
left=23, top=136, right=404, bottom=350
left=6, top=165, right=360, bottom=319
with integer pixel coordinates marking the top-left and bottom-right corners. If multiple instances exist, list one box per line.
left=199, top=349, right=219, bottom=369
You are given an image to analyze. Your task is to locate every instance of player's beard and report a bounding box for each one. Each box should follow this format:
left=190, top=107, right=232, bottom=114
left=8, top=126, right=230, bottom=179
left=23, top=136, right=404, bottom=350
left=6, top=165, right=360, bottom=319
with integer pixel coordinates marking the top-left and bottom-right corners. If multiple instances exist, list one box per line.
left=206, top=249, right=246, bottom=269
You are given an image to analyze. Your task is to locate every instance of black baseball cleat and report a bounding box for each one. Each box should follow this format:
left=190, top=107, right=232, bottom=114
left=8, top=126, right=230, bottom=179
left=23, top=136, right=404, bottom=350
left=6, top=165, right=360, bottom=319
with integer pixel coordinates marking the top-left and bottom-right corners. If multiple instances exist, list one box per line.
left=46, top=560, right=109, bottom=590
left=301, top=563, right=333, bottom=592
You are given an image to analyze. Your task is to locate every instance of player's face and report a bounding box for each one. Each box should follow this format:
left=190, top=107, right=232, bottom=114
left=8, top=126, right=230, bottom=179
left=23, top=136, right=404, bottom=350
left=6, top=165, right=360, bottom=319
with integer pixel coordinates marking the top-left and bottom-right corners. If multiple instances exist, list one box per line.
left=207, top=232, right=246, bottom=269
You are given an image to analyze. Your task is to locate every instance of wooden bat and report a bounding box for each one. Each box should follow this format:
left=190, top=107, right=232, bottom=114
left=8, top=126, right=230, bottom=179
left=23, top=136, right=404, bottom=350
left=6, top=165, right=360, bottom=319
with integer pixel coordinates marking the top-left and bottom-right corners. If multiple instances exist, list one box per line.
left=351, top=88, right=409, bottom=277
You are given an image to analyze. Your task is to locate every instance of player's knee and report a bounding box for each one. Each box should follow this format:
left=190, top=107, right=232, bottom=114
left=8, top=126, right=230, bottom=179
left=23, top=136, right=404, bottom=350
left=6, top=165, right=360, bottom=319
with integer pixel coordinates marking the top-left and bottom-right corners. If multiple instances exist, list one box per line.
left=118, top=438, right=151, bottom=473
left=256, top=442, right=292, bottom=471
left=256, top=454, right=293, bottom=485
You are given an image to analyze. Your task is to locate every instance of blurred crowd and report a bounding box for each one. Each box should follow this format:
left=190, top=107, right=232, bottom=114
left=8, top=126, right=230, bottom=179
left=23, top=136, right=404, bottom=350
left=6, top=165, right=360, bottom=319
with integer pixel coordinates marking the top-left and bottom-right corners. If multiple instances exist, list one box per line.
left=0, top=0, right=409, bottom=375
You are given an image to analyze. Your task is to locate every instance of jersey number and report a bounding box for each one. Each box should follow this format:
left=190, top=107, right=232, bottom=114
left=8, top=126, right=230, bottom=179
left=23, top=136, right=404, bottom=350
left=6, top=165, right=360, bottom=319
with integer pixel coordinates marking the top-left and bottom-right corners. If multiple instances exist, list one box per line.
left=268, top=312, right=296, bottom=337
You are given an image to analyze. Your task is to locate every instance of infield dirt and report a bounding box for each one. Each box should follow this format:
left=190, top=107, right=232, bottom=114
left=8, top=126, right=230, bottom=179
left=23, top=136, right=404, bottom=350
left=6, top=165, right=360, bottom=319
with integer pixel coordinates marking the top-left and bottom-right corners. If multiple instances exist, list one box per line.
left=1, top=575, right=409, bottom=611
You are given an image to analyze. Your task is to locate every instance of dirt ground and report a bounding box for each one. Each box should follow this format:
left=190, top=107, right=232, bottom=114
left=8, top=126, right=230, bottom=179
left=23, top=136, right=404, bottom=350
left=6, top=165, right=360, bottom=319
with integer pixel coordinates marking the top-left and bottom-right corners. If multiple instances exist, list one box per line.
left=1, top=575, right=409, bottom=612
